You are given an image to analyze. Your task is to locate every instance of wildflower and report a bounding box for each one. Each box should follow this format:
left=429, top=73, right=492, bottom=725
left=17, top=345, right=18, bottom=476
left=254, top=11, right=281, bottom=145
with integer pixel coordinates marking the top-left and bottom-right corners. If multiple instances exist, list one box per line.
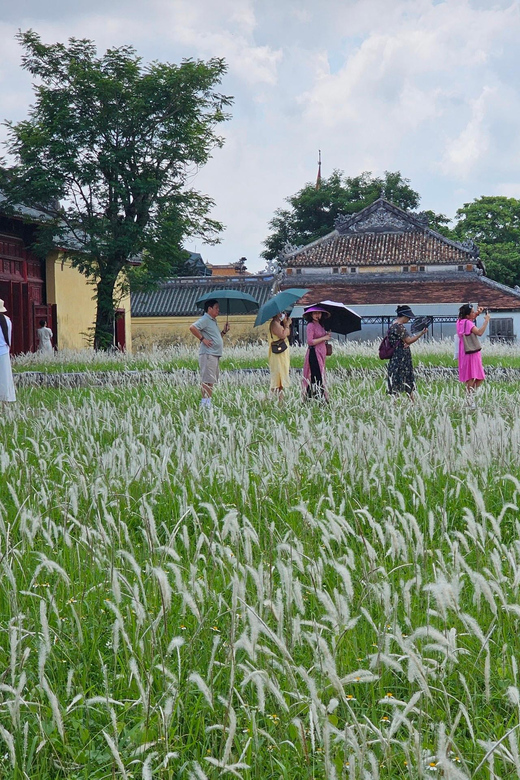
left=346, top=694, right=356, bottom=701
left=267, top=714, right=280, bottom=723
left=384, top=692, right=394, bottom=698
left=180, top=625, right=187, bottom=631
left=427, top=762, right=438, bottom=771
left=380, top=716, right=390, bottom=723
left=67, top=597, right=77, bottom=604
left=210, top=626, right=219, bottom=632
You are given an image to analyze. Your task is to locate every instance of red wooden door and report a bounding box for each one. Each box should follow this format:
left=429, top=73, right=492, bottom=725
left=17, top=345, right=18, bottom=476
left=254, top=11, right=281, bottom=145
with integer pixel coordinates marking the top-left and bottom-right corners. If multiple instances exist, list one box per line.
left=34, top=303, right=56, bottom=351
left=115, top=308, right=126, bottom=351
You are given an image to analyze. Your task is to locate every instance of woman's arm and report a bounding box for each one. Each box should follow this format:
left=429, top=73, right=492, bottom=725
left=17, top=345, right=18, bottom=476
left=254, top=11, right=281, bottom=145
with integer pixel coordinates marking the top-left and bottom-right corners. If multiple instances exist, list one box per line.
left=307, top=324, right=330, bottom=346
left=270, top=320, right=290, bottom=339
left=471, top=313, right=491, bottom=337
left=403, top=328, right=427, bottom=345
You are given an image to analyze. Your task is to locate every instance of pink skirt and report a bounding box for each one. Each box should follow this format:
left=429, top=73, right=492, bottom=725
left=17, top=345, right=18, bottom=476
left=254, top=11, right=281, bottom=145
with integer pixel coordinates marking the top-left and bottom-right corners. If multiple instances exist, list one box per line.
left=458, top=343, right=485, bottom=382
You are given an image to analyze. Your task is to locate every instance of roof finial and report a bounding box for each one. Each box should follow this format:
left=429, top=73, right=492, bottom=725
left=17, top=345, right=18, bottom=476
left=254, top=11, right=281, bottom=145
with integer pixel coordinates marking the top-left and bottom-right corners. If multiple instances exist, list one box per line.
left=315, top=150, right=322, bottom=190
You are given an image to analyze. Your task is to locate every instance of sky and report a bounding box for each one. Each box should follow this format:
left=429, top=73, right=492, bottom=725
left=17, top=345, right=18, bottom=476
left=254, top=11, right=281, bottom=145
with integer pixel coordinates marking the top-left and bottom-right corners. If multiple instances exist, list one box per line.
left=0, top=0, right=519, bottom=272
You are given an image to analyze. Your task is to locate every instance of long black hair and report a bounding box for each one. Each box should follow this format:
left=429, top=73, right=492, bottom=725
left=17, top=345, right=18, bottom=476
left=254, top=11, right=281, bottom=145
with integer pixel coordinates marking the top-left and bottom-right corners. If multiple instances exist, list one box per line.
left=458, top=303, right=473, bottom=320
left=0, top=314, right=9, bottom=347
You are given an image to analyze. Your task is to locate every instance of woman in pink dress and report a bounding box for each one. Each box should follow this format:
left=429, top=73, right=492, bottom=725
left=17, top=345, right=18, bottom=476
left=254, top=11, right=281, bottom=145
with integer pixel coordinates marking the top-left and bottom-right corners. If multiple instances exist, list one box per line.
left=456, top=304, right=490, bottom=402
left=302, top=306, right=331, bottom=400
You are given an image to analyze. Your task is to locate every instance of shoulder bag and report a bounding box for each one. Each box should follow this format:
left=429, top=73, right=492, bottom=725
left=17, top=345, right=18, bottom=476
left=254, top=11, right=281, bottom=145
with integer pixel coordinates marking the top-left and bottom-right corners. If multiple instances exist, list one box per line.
left=462, top=331, right=481, bottom=354
left=271, top=339, right=287, bottom=354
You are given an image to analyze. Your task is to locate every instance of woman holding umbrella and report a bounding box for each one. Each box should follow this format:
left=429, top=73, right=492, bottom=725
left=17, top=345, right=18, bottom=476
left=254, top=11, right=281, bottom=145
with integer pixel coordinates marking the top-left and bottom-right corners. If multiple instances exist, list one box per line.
left=268, top=311, right=292, bottom=398
left=302, top=306, right=331, bottom=400
left=254, top=288, right=309, bottom=399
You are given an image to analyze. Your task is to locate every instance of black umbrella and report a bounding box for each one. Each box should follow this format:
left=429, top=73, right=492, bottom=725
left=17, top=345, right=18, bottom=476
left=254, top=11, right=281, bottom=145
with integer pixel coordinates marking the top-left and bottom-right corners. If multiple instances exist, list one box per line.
left=307, top=300, right=362, bottom=336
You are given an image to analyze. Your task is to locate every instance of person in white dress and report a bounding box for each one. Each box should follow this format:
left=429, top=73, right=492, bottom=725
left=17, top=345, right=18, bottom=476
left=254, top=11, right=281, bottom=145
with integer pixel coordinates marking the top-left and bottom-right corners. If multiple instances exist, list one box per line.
left=37, top=319, right=54, bottom=355
left=0, top=299, right=16, bottom=403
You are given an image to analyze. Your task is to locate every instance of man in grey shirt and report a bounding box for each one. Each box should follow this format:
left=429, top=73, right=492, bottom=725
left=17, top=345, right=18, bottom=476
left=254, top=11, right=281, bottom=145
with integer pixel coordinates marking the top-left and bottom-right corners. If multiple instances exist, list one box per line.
left=189, top=299, right=230, bottom=408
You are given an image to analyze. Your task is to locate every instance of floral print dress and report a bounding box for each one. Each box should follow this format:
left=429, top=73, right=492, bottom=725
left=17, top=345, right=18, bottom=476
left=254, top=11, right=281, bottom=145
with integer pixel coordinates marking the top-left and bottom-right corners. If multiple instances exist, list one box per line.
left=387, top=322, right=415, bottom=395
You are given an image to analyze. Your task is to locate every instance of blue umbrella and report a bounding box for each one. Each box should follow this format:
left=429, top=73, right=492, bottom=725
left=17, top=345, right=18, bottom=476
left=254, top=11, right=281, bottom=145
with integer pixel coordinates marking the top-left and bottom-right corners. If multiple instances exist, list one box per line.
left=254, top=288, right=310, bottom=327
left=195, top=289, right=259, bottom=321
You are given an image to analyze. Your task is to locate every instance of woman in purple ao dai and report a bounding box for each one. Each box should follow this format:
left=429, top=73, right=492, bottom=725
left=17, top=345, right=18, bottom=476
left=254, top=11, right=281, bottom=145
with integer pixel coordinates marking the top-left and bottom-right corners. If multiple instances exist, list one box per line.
left=302, top=306, right=331, bottom=400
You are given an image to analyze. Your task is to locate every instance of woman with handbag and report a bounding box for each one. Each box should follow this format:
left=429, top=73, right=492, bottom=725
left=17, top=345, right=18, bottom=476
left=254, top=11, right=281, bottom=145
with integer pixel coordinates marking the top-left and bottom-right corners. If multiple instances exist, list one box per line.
left=302, top=306, right=331, bottom=400
left=387, top=305, right=427, bottom=399
left=268, top=312, right=291, bottom=397
left=456, top=304, right=490, bottom=403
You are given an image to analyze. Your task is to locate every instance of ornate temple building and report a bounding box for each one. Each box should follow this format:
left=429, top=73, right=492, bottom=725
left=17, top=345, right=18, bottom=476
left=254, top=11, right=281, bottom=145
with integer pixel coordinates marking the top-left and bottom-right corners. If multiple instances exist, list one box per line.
left=281, top=198, right=520, bottom=342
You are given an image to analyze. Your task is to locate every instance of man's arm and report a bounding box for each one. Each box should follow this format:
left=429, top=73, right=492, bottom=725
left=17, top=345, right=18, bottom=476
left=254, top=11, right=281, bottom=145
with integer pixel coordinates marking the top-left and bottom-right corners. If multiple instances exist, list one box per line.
left=190, top=324, right=212, bottom=347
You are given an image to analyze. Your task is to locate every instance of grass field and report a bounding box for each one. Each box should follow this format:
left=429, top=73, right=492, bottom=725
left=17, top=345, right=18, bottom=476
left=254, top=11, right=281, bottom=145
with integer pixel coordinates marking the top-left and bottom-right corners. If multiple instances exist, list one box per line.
left=1, top=359, right=520, bottom=778
left=11, top=338, right=520, bottom=374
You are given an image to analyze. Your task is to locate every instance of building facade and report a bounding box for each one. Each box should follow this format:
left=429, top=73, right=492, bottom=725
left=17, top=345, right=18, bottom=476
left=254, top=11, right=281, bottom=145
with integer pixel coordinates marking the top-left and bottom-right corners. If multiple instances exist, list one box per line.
left=281, top=198, right=520, bottom=342
left=0, top=200, right=132, bottom=354
left=131, top=275, right=275, bottom=348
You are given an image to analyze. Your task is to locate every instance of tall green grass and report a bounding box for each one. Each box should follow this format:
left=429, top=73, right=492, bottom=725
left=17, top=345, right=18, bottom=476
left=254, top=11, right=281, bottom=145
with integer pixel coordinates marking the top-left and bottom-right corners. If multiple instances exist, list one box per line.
left=1, top=374, right=520, bottom=778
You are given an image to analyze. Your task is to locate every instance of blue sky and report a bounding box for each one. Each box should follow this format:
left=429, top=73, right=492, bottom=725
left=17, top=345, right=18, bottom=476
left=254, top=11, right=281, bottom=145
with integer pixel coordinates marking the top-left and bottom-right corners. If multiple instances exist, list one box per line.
left=0, top=0, right=519, bottom=271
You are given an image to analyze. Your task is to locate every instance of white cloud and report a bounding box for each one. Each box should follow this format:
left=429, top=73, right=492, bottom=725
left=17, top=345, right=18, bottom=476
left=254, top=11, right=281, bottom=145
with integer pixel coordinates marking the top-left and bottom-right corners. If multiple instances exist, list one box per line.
left=1, top=0, right=520, bottom=269
left=440, top=87, right=493, bottom=178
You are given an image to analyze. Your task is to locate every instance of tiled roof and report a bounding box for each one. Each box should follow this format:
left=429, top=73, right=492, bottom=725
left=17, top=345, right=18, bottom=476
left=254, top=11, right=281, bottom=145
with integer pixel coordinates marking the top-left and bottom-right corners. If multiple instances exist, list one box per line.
left=281, top=272, right=520, bottom=311
left=132, top=275, right=275, bottom=317
left=285, top=198, right=477, bottom=268
left=288, top=231, right=475, bottom=268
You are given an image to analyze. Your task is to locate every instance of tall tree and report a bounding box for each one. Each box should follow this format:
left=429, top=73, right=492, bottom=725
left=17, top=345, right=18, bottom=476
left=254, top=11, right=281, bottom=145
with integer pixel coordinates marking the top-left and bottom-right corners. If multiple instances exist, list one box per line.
left=262, top=170, right=424, bottom=262
left=454, top=196, right=520, bottom=287
left=1, top=30, right=232, bottom=348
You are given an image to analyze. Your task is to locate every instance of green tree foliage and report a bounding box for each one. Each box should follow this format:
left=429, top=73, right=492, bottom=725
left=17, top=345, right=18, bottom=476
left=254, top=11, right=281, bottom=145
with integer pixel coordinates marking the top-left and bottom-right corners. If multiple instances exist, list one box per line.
left=454, top=196, right=520, bottom=287
left=1, top=30, right=232, bottom=348
left=262, top=170, right=424, bottom=262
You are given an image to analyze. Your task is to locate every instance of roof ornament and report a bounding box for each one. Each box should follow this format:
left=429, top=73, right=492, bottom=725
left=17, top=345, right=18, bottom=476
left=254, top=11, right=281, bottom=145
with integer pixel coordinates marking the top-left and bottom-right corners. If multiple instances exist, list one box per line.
left=335, top=201, right=416, bottom=235
left=460, top=239, right=479, bottom=256
left=411, top=211, right=429, bottom=227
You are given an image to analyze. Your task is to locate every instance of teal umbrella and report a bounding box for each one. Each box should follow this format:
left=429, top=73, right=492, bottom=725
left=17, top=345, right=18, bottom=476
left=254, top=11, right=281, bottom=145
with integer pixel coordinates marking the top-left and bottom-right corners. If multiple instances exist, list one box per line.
left=195, top=289, right=259, bottom=321
left=254, top=288, right=310, bottom=327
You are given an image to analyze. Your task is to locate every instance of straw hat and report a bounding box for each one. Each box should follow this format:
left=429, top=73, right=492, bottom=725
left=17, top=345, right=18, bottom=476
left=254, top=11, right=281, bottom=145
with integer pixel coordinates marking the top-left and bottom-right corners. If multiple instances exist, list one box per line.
left=0, top=299, right=7, bottom=314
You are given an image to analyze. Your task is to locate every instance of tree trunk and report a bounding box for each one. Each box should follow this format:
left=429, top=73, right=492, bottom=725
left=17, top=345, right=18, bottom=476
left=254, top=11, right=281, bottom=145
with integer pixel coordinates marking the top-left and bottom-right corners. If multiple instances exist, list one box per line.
left=94, top=274, right=118, bottom=350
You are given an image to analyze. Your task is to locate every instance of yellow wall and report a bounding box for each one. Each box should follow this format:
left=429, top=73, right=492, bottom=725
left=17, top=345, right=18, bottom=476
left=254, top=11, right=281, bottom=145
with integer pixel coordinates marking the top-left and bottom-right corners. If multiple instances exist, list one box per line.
left=132, top=314, right=268, bottom=349
left=46, top=251, right=132, bottom=351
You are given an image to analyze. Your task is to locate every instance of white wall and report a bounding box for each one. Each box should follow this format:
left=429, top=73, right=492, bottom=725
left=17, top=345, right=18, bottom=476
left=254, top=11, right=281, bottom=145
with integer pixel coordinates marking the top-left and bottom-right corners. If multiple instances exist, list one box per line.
left=292, top=302, right=520, bottom=342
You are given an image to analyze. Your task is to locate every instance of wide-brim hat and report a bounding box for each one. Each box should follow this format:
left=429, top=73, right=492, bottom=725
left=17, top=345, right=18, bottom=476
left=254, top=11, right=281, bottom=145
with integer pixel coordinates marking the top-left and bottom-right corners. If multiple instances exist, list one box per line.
left=303, top=305, right=331, bottom=321
left=0, top=299, right=6, bottom=314
left=396, top=305, right=416, bottom=319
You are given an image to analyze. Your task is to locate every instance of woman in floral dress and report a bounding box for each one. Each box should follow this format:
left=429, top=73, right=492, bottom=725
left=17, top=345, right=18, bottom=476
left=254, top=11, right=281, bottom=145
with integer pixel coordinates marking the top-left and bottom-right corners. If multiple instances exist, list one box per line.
left=387, top=305, right=427, bottom=399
